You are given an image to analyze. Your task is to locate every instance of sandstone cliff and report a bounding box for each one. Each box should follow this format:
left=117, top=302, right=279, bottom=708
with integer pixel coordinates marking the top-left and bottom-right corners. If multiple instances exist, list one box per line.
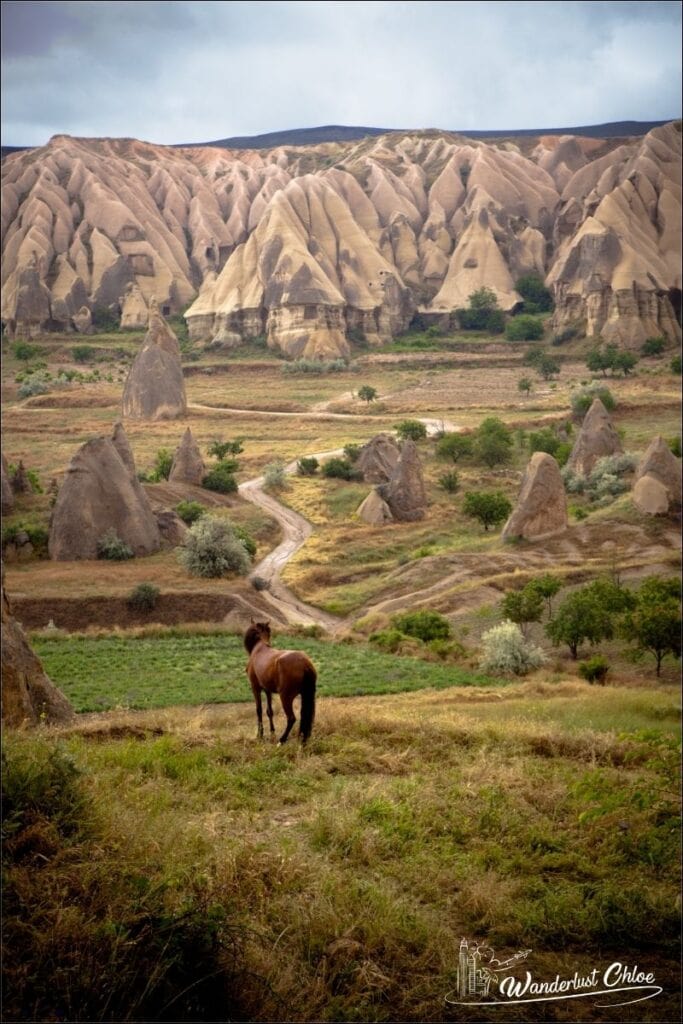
left=2, top=125, right=680, bottom=354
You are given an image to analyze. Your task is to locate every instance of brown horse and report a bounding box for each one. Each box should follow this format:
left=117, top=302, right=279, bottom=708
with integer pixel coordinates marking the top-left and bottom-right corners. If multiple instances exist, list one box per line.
left=244, top=621, right=317, bottom=744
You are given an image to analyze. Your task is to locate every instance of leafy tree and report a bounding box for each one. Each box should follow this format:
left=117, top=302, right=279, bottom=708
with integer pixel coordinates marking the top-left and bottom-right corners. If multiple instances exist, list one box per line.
left=435, top=432, right=473, bottom=463
left=463, top=490, right=512, bottom=531
left=470, top=287, right=498, bottom=311
left=480, top=621, right=546, bottom=675
left=571, top=384, right=616, bottom=418
left=527, top=427, right=561, bottom=458
left=343, top=444, right=362, bottom=462
left=545, top=587, right=614, bottom=659
left=620, top=576, right=682, bottom=676
left=395, top=419, right=428, bottom=442
left=538, top=354, right=561, bottom=380
left=518, top=377, right=533, bottom=396
left=515, top=274, right=554, bottom=313
left=357, top=384, right=378, bottom=404
left=586, top=348, right=613, bottom=376
left=505, top=315, right=545, bottom=341
left=391, top=610, right=451, bottom=642
left=526, top=574, right=562, bottom=617
left=585, top=576, right=635, bottom=614
left=208, top=439, right=243, bottom=460
left=457, top=288, right=505, bottom=333
left=522, top=346, right=546, bottom=368
left=500, top=586, right=544, bottom=636
left=612, top=350, right=638, bottom=376
left=473, top=417, right=513, bottom=468
left=152, top=448, right=173, bottom=482
left=178, top=515, right=251, bottom=578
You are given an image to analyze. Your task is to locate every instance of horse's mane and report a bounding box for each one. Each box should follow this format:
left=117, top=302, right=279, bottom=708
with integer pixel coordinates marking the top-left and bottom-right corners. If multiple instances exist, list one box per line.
left=244, top=623, right=269, bottom=653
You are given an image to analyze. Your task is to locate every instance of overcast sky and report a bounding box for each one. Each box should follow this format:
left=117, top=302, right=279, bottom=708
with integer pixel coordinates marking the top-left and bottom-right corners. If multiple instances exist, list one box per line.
left=1, top=0, right=681, bottom=147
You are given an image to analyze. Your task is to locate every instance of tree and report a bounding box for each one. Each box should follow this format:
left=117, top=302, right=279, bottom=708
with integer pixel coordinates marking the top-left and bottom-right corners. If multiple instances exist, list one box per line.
left=152, top=448, right=173, bottom=481
left=526, top=574, right=562, bottom=617
left=202, top=461, right=238, bottom=493
left=518, top=377, right=533, bottom=396
left=395, top=419, right=428, bottom=442
left=612, top=350, right=638, bottom=376
left=473, top=417, right=513, bottom=468
left=435, top=432, right=473, bottom=463
left=208, top=439, right=244, bottom=460
left=620, top=576, right=681, bottom=676
left=505, top=315, right=545, bottom=341
left=457, top=288, right=505, bottom=333
left=515, top=274, right=554, bottom=313
left=545, top=587, right=614, bottom=659
left=538, top=355, right=561, bottom=380
left=527, top=428, right=561, bottom=458
left=586, top=348, right=613, bottom=377
left=570, top=384, right=616, bottom=418
left=500, top=586, right=544, bottom=636
left=463, top=490, right=512, bottom=531
left=357, top=384, right=378, bottom=404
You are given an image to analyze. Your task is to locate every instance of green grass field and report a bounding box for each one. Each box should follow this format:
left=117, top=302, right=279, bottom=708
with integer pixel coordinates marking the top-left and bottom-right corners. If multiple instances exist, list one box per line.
left=33, top=632, right=500, bottom=712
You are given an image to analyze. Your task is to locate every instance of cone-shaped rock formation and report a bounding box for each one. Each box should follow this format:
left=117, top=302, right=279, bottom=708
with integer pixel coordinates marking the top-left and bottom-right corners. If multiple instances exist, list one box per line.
left=632, top=436, right=682, bottom=514
left=169, top=427, right=205, bottom=485
left=357, top=434, right=400, bottom=484
left=377, top=440, right=427, bottom=521
left=122, top=299, right=187, bottom=420
left=357, top=489, right=394, bottom=525
left=567, top=397, right=623, bottom=476
left=502, top=452, right=568, bottom=541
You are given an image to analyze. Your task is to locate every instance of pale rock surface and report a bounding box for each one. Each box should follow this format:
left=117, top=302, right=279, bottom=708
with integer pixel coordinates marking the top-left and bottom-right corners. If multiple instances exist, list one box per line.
left=632, top=475, right=670, bottom=516
left=169, top=427, right=206, bottom=485
left=567, top=398, right=623, bottom=476
left=377, top=440, right=427, bottom=521
left=357, top=489, right=394, bottom=525
left=122, top=299, right=187, bottom=419
left=502, top=452, right=568, bottom=541
left=357, top=434, right=400, bottom=484
left=48, top=423, right=161, bottom=560
left=632, top=436, right=681, bottom=512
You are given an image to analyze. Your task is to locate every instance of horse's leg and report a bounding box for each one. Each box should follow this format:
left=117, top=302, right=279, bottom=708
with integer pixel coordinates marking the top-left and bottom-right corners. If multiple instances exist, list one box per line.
left=265, top=690, right=275, bottom=739
left=252, top=681, right=264, bottom=740
left=277, top=690, right=296, bottom=745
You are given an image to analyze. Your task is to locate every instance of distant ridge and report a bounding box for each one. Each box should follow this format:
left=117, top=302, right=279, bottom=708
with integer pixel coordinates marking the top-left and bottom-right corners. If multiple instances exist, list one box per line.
left=2, top=119, right=677, bottom=159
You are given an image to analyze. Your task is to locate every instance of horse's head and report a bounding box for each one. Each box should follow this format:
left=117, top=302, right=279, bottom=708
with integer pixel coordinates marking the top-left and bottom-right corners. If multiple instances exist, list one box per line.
left=244, top=619, right=271, bottom=652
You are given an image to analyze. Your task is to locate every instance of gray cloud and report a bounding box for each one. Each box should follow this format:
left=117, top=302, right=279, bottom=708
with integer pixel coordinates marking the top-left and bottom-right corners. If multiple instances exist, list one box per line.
left=1, top=0, right=680, bottom=146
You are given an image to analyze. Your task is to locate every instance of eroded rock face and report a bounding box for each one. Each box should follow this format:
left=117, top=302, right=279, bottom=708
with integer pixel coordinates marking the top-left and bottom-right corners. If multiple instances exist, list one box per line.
left=169, top=427, right=205, bottom=485
left=357, top=489, right=394, bottom=525
left=155, top=509, right=189, bottom=547
left=357, top=434, right=400, bottom=484
left=567, top=397, right=623, bottom=476
left=502, top=452, right=568, bottom=541
left=121, top=300, right=187, bottom=420
left=632, top=436, right=682, bottom=513
left=1, top=565, right=74, bottom=726
left=378, top=440, right=427, bottom=521
left=48, top=424, right=161, bottom=560
left=1, top=455, right=14, bottom=514
left=2, top=124, right=680, bottom=348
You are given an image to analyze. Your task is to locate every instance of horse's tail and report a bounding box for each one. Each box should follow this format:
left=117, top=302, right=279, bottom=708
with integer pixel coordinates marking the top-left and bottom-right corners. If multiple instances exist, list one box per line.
left=299, top=664, right=316, bottom=742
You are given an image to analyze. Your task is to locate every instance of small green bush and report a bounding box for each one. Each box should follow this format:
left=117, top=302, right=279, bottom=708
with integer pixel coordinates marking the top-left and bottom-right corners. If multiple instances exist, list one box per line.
left=207, top=439, right=243, bottom=460
left=202, top=462, right=238, bottom=493
left=297, top=456, right=319, bottom=476
left=392, top=610, right=451, bottom=642
left=322, top=457, right=361, bottom=481
left=506, top=315, right=545, bottom=341
left=177, top=515, right=251, bottom=578
left=480, top=621, right=546, bottom=675
left=233, top=525, right=257, bottom=559
left=127, top=583, right=160, bottom=612
left=369, top=628, right=406, bottom=653
left=395, top=420, right=428, bottom=442
left=175, top=500, right=206, bottom=525
left=343, top=444, right=362, bottom=463
left=578, top=655, right=610, bottom=685
left=263, top=460, right=288, bottom=489
left=2, top=739, right=88, bottom=845
left=515, top=274, right=554, bottom=313
left=90, top=307, right=119, bottom=331
left=96, top=529, right=134, bottom=561
left=570, top=384, right=616, bottom=418
left=671, top=354, right=682, bottom=374
left=669, top=437, right=682, bottom=458
left=282, top=358, right=350, bottom=374
left=438, top=470, right=460, bottom=493
left=17, top=373, right=50, bottom=399
left=463, top=490, right=512, bottom=531
left=12, top=341, right=40, bottom=361
left=151, top=448, right=173, bottom=482
left=71, top=345, right=96, bottom=363
left=641, top=336, right=666, bottom=357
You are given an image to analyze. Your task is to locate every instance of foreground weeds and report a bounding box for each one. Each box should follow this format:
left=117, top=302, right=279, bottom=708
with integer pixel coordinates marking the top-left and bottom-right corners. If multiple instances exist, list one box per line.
left=2, top=684, right=680, bottom=1022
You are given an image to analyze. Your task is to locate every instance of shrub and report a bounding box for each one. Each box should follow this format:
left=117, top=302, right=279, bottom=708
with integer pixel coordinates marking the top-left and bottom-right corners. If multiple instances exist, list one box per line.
left=480, top=621, right=546, bottom=675
left=96, top=529, right=134, bottom=561
left=570, top=384, right=616, bottom=418
left=207, top=439, right=243, bottom=459
left=12, top=342, right=41, bottom=361
left=392, top=610, right=451, bottom=642
left=425, top=325, right=442, bottom=338
left=17, top=373, right=50, bottom=399
left=91, top=307, right=119, bottom=331
left=518, top=377, right=533, bottom=395
left=500, top=586, right=544, bottom=635
left=1, top=521, right=49, bottom=557
left=175, top=500, right=206, bottom=525
left=71, top=344, right=96, bottom=363
left=463, top=490, right=512, bottom=531
left=357, top=384, right=378, bottom=403
left=151, top=448, right=173, bottom=482
left=669, top=437, right=682, bottom=458
left=670, top=354, right=682, bottom=374
left=641, top=336, right=666, bottom=357
left=297, top=456, right=319, bottom=476
left=343, top=444, right=362, bottom=463
left=322, top=457, right=361, bottom=480
left=2, top=739, right=88, bottom=845
left=506, top=315, right=545, bottom=341
left=456, top=288, right=505, bottom=333
left=527, top=427, right=561, bottom=458
left=250, top=575, right=270, bottom=591
left=263, top=460, right=288, bottom=490
left=395, top=419, right=428, bottom=442
left=473, top=417, right=512, bottom=468
left=515, top=274, right=554, bottom=313
left=202, top=462, right=238, bottom=493
left=537, top=354, right=561, bottom=379
left=282, top=358, right=350, bottom=374
left=369, top=628, right=406, bottom=653
left=578, top=655, right=610, bottom=684
left=127, top=583, right=160, bottom=612
left=522, top=346, right=546, bottom=367
left=436, top=432, right=473, bottom=463
left=178, top=515, right=251, bottom=578
left=438, top=470, right=460, bottom=493
left=551, top=326, right=579, bottom=345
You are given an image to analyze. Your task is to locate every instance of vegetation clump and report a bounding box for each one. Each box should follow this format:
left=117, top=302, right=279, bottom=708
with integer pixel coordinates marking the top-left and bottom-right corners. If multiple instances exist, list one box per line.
left=178, top=515, right=251, bottom=578
left=127, top=582, right=160, bottom=612
left=96, top=529, right=134, bottom=561
left=202, top=460, right=238, bottom=494
left=505, top=314, right=545, bottom=341
left=480, top=620, right=546, bottom=675
left=463, top=490, right=512, bottom=531
left=570, top=383, right=616, bottom=418
left=391, top=610, right=451, bottom=642
left=456, top=287, right=505, bottom=333
left=175, top=500, right=207, bottom=525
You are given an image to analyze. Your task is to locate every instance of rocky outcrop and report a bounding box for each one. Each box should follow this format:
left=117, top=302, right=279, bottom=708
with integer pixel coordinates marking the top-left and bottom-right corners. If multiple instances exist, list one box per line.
left=169, top=427, right=205, bottom=485
left=632, top=436, right=682, bottom=515
left=1, top=124, right=680, bottom=347
left=357, top=489, right=394, bottom=525
left=357, top=433, right=400, bottom=484
left=377, top=440, right=427, bottom=521
left=502, top=452, right=567, bottom=541
left=1, top=455, right=14, bottom=514
left=121, top=300, right=187, bottom=420
left=11, top=461, right=31, bottom=494
left=48, top=423, right=161, bottom=560
left=2, top=564, right=75, bottom=726
left=567, top=397, right=623, bottom=476
left=155, top=509, right=189, bottom=547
